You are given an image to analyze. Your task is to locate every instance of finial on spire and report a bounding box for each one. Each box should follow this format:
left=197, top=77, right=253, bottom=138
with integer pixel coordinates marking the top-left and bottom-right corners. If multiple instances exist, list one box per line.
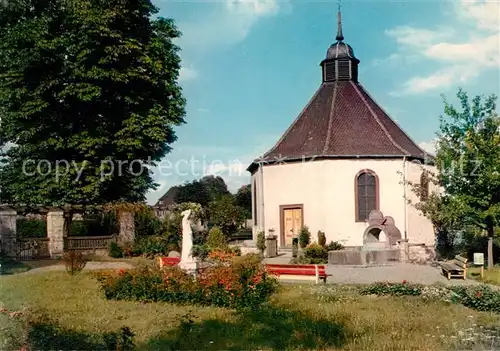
left=336, top=3, right=344, bottom=41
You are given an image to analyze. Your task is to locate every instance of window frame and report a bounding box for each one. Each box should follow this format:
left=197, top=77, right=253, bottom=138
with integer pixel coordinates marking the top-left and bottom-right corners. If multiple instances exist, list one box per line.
left=354, top=169, right=380, bottom=222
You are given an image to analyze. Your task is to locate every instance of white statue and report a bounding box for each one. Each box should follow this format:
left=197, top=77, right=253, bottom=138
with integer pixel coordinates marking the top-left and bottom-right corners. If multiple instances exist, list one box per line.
left=179, top=209, right=198, bottom=273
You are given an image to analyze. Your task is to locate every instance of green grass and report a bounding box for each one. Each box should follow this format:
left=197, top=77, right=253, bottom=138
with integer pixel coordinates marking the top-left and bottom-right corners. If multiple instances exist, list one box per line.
left=0, top=272, right=499, bottom=350
left=468, top=266, right=500, bottom=286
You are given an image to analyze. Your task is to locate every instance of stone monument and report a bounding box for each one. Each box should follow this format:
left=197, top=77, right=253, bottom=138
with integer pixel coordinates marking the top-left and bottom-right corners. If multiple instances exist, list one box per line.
left=179, top=209, right=198, bottom=274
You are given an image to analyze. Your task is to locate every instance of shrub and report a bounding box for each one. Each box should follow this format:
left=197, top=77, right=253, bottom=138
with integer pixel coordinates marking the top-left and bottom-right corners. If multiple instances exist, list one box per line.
left=360, top=281, right=422, bottom=296
left=130, top=236, right=170, bottom=258
left=302, top=243, right=328, bottom=264
left=96, top=254, right=279, bottom=309
left=292, top=238, right=299, bottom=258
left=298, top=226, right=311, bottom=249
left=134, top=208, right=162, bottom=237
left=256, top=231, right=266, bottom=255
left=317, top=231, right=326, bottom=247
left=206, top=226, right=226, bottom=249
left=16, top=218, right=46, bottom=238
left=326, top=240, right=344, bottom=251
left=103, top=327, right=135, bottom=350
left=108, top=242, right=123, bottom=258
left=191, top=244, right=210, bottom=260
left=62, top=250, right=87, bottom=275
left=450, top=285, right=500, bottom=313
left=70, top=214, right=118, bottom=237
left=23, top=312, right=135, bottom=351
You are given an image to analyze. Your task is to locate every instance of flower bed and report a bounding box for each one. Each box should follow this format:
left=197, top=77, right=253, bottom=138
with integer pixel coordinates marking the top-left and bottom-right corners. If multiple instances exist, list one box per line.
left=96, top=254, right=279, bottom=309
left=359, top=281, right=500, bottom=314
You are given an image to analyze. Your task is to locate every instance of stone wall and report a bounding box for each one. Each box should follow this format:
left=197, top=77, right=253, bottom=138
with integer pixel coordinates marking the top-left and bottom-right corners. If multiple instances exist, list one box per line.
left=408, top=245, right=436, bottom=263
left=0, top=210, right=17, bottom=256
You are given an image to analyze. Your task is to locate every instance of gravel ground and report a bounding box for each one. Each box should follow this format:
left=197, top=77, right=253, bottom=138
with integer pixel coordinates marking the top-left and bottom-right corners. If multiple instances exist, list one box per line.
left=325, top=263, right=482, bottom=286
left=16, top=261, right=134, bottom=275
left=264, top=254, right=487, bottom=286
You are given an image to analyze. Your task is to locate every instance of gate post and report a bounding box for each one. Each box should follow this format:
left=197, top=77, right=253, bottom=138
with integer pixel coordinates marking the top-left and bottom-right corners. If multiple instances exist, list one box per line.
left=0, top=210, right=17, bottom=257
left=117, top=211, right=135, bottom=245
left=47, top=211, right=64, bottom=258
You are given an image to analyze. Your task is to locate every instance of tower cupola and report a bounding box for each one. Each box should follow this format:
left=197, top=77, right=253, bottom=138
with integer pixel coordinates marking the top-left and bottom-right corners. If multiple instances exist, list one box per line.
left=320, top=9, right=360, bottom=82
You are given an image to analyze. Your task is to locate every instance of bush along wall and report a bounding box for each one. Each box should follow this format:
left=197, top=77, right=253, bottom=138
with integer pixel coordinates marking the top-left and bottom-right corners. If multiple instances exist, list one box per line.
left=16, top=219, right=47, bottom=238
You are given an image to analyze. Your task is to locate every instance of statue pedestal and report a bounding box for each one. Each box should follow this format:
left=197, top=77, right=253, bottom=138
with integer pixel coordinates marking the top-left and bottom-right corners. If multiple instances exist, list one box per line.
left=179, top=260, right=199, bottom=275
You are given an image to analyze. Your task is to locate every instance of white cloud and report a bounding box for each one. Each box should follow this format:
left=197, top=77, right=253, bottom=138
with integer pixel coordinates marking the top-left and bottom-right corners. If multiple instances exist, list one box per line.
left=177, top=0, right=286, bottom=52
left=418, top=140, right=437, bottom=155
left=178, top=66, right=198, bottom=82
left=385, top=0, right=500, bottom=95
left=391, top=64, right=477, bottom=96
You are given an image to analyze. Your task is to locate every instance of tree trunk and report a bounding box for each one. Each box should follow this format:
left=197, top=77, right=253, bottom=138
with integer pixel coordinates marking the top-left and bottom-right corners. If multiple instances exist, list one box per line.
left=63, top=210, right=73, bottom=238
left=487, top=222, right=494, bottom=269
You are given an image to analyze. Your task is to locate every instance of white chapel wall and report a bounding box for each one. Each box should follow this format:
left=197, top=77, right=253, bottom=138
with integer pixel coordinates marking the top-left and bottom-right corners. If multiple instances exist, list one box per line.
left=259, top=158, right=436, bottom=247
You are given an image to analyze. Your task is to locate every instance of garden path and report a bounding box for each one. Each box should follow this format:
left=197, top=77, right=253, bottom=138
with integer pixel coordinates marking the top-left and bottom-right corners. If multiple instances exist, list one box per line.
left=13, top=261, right=134, bottom=275
left=263, top=254, right=493, bottom=287
left=324, top=263, right=482, bottom=286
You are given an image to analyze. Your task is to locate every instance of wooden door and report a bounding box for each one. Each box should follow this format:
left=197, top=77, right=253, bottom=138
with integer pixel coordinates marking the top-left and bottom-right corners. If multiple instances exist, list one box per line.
left=282, top=207, right=303, bottom=246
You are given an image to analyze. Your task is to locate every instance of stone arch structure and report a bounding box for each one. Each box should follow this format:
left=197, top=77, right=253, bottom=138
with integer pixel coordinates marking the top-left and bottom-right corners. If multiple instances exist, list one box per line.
left=363, top=210, right=402, bottom=247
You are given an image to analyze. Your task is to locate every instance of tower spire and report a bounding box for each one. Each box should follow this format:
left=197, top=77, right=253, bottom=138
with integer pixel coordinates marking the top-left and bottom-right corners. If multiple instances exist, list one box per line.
left=336, top=3, right=344, bottom=41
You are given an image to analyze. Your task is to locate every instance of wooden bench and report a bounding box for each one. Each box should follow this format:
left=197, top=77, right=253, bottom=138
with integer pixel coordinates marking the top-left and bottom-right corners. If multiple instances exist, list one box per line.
left=158, top=256, right=180, bottom=268
left=265, top=264, right=331, bottom=284
left=440, top=255, right=467, bottom=280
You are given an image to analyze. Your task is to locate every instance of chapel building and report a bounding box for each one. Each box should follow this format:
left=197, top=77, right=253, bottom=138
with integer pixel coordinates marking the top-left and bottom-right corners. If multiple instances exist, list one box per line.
left=247, top=10, right=436, bottom=258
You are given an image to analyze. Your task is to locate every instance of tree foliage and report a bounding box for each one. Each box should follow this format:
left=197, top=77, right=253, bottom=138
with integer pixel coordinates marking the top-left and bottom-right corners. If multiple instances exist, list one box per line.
left=206, top=195, right=246, bottom=237
left=412, top=89, right=500, bottom=267
left=174, top=180, right=211, bottom=207
left=200, top=175, right=230, bottom=201
left=234, top=184, right=251, bottom=216
left=174, top=176, right=231, bottom=206
left=0, top=0, right=185, bottom=210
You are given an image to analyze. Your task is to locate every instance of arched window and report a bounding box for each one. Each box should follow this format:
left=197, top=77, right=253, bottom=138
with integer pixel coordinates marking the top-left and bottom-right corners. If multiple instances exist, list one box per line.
left=252, top=179, right=257, bottom=225
left=420, top=172, right=429, bottom=201
left=355, top=170, right=379, bottom=222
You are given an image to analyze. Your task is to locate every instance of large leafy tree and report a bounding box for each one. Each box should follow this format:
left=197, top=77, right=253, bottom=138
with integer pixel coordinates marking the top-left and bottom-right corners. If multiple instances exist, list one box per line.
left=433, top=89, right=500, bottom=268
left=174, top=180, right=211, bottom=207
left=174, top=176, right=230, bottom=206
left=234, top=184, right=251, bottom=217
left=200, top=175, right=230, bottom=201
left=207, top=195, right=246, bottom=237
left=0, top=0, right=185, bottom=217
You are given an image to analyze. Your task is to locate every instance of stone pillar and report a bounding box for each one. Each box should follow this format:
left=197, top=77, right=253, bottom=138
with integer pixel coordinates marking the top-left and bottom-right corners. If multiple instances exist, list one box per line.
left=117, top=211, right=135, bottom=245
left=0, top=210, right=17, bottom=257
left=398, top=239, right=409, bottom=262
left=47, top=211, right=64, bottom=258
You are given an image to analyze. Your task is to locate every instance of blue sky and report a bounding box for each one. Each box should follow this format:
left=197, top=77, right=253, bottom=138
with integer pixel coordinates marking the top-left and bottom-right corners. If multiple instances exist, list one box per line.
left=146, top=0, right=500, bottom=204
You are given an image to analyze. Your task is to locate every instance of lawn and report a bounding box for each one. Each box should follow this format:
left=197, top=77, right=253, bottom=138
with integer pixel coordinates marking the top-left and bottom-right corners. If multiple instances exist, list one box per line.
left=1, top=271, right=499, bottom=350
left=468, top=266, right=500, bottom=286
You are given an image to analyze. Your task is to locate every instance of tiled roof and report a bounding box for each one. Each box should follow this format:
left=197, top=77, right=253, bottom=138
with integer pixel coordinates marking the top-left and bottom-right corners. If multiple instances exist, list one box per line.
left=154, top=186, right=179, bottom=208
left=248, top=81, right=426, bottom=170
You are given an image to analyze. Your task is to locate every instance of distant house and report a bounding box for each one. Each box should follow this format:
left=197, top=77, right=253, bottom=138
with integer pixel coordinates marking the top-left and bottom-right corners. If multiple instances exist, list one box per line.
left=247, top=10, right=436, bottom=260
left=153, top=186, right=179, bottom=218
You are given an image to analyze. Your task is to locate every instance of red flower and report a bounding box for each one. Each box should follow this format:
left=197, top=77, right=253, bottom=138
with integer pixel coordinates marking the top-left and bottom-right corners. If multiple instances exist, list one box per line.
left=475, top=291, right=482, bottom=297
left=118, top=269, right=126, bottom=276
left=402, top=280, right=407, bottom=284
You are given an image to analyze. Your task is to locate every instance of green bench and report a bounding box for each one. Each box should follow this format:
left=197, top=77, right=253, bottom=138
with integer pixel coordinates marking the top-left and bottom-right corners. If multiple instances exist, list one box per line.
left=441, top=255, right=467, bottom=280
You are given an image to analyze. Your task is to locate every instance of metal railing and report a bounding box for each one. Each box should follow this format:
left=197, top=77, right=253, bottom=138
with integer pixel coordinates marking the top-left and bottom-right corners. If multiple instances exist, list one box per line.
left=64, top=235, right=115, bottom=250
left=17, top=238, right=50, bottom=260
